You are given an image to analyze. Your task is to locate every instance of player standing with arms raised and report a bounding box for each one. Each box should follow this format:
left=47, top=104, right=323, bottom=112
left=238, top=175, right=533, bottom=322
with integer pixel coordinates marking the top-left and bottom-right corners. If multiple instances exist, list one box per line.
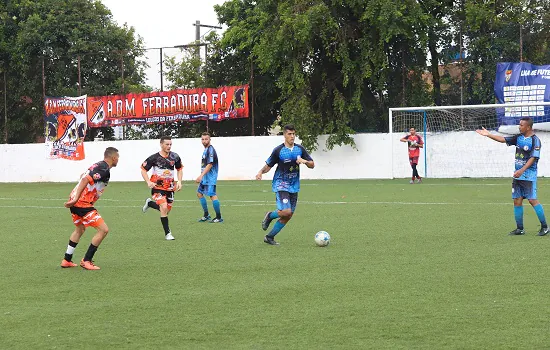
left=256, top=124, right=315, bottom=245
left=196, top=132, right=223, bottom=223
left=60, top=147, right=119, bottom=270
left=400, top=127, right=424, bottom=183
left=477, top=117, right=548, bottom=236
left=141, top=136, right=183, bottom=240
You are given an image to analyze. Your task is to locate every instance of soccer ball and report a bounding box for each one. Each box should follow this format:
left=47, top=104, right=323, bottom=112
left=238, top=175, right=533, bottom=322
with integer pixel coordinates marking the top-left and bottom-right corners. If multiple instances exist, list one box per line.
left=314, top=231, right=331, bottom=247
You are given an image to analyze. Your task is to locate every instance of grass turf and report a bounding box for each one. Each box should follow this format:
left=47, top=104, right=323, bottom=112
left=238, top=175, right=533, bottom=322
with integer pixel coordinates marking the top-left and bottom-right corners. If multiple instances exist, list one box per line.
left=0, top=179, right=549, bottom=349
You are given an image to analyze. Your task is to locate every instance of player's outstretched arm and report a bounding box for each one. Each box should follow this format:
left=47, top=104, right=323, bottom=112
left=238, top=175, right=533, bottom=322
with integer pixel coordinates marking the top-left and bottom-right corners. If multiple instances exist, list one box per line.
left=476, top=127, right=506, bottom=143
left=297, top=156, right=314, bottom=169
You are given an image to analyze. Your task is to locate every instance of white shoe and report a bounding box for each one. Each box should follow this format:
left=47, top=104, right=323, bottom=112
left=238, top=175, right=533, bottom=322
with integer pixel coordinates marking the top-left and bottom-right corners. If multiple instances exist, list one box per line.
left=142, top=198, right=152, bottom=213
left=165, top=232, right=175, bottom=240
left=409, top=180, right=414, bottom=184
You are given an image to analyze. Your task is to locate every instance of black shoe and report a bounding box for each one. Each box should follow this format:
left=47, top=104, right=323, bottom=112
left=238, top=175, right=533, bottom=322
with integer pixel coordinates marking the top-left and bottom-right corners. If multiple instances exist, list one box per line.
left=509, top=228, right=526, bottom=236
left=262, top=212, right=273, bottom=231
left=263, top=235, right=280, bottom=245
left=537, top=226, right=549, bottom=236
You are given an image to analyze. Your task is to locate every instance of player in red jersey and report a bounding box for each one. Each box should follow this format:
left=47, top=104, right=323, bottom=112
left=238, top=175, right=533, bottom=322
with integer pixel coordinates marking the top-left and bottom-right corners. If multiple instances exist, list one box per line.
left=141, top=136, right=183, bottom=240
left=400, top=127, right=424, bottom=183
left=60, top=147, right=119, bottom=270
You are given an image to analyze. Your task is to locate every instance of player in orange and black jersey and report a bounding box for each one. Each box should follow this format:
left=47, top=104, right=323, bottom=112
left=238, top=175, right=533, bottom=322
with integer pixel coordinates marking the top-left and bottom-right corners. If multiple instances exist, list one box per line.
left=400, top=127, right=424, bottom=184
left=140, top=136, right=183, bottom=240
left=60, top=147, right=119, bottom=270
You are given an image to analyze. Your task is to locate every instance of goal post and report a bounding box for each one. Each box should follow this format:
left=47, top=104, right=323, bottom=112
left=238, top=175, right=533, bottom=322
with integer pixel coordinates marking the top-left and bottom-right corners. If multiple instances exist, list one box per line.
left=389, top=101, right=550, bottom=179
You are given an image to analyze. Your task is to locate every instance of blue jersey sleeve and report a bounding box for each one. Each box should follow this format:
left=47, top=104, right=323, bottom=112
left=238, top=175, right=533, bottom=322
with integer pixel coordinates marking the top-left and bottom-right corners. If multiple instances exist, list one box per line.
left=266, top=145, right=282, bottom=167
left=207, top=146, right=215, bottom=165
left=531, top=136, right=541, bottom=159
left=298, top=145, right=313, bottom=161
left=505, top=135, right=518, bottom=146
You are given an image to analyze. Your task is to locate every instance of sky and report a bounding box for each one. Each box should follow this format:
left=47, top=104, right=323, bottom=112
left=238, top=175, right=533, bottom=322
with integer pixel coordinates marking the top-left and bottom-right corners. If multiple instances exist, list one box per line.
left=100, top=0, right=227, bottom=90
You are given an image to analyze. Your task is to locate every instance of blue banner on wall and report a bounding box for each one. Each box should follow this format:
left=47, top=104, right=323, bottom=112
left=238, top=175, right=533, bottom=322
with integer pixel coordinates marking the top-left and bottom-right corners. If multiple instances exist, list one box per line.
left=495, top=62, right=550, bottom=129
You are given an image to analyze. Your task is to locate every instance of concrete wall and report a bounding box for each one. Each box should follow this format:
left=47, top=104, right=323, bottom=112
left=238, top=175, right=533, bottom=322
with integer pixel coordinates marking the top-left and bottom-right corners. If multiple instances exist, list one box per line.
left=1, top=132, right=547, bottom=182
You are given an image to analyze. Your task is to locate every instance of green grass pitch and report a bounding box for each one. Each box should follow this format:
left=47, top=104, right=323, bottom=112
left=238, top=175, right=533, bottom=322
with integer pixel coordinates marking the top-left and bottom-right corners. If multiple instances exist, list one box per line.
left=1, top=179, right=549, bottom=349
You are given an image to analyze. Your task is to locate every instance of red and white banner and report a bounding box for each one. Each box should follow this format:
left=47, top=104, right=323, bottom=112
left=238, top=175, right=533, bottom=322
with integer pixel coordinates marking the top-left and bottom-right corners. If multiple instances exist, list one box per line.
left=44, top=95, right=87, bottom=160
left=87, top=85, right=248, bottom=127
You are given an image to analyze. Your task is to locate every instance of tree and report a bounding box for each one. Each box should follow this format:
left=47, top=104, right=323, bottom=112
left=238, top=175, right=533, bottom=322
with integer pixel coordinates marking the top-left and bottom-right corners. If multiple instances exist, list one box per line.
left=214, top=0, right=432, bottom=151
left=0, top=0, right=147, bottom=143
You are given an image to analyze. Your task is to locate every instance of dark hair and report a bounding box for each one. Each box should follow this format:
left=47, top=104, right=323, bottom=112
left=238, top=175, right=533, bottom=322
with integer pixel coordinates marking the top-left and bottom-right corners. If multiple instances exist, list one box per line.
left=410, top=127, right=416, bottom=131
left=520, top=117, right=533, bottom=128
left=160, top=136, right=172, bottom=143
left=201, top=132, right=211, bottom=137
left=104, top=147, right=118, bottom=158
left=283, top=124, right=296, bottom=133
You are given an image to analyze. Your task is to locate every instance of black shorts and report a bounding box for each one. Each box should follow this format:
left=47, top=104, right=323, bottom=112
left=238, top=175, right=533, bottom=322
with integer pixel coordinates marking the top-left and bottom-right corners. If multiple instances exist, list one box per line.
left=151, top=189, right=175, bottom=207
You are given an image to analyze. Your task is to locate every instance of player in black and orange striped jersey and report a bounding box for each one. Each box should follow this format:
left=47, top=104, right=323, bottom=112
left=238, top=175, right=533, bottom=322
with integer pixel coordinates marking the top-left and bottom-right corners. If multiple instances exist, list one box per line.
left=60, top=147, right=119, bottom=270
left=140, top=136, right=183, bottom=240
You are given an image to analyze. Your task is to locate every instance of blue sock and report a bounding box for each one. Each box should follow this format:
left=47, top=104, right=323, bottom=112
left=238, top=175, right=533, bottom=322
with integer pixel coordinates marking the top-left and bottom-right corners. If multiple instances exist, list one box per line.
left=514, top=205, right=524, bottom=229
left=213, top=199, right=221, bottom=218
left=199, top=197, right=208, bottom=216
left=533, top=204, right=547, bottom=227
left=269, top=211, right=279, bottom=220
left=268, top=220, right=286, bottom=237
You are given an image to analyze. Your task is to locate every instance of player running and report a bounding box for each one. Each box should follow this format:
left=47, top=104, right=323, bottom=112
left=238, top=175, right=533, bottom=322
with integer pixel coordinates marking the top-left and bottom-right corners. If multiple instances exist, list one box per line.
left=400, top=127, right=424, bottom=183
left=60, top=147, right=119, bottom=270
left=256, top=124, right=315, bottom=245
left=141, top=136, right=183, bottom=240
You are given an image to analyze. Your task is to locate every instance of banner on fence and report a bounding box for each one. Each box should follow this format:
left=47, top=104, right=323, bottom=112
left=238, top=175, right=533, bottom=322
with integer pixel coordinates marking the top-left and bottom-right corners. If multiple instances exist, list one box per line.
left=87, top=85, right=248, bottom=127
left=44, top=95, right=87, bottom=160
left=495, top=62, right=550, bottom=133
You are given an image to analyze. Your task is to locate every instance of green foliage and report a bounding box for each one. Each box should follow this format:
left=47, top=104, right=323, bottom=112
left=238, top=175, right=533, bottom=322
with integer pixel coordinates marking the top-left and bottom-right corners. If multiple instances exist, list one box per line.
left=0, top=0, right=147, bottom=143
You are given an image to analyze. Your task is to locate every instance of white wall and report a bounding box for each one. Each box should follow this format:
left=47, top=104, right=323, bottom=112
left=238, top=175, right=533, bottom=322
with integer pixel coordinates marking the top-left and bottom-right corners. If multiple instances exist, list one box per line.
left=1, top=132, right=548, bottom=183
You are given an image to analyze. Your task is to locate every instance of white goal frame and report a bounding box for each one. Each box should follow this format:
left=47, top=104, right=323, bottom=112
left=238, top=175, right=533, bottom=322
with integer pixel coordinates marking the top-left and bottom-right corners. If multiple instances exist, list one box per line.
left=389, top=101, right=550, bottom=179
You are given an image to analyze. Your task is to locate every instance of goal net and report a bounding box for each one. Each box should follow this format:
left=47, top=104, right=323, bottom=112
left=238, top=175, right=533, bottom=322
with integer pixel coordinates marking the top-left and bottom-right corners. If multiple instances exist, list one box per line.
left=389, top=102, right=550, bottom=179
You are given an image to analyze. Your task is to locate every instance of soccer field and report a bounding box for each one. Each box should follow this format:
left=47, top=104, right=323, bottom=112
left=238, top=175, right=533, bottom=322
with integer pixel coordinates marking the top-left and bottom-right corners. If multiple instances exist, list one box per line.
left=1, top=179, right=549, bottom=349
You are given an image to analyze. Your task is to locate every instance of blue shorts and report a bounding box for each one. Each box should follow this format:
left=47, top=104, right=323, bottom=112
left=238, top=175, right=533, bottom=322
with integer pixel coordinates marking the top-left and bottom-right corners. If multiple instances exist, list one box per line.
left=276, top=191, right=298, bottom=213
left=197, top=184, right=217, bottom=197
left=512, top=179, right=537, bottom=200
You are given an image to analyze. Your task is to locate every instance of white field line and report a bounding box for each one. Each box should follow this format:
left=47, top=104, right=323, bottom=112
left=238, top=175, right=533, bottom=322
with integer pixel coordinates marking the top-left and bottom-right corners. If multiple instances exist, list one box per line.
left=0, top=199, right=511, bottom=209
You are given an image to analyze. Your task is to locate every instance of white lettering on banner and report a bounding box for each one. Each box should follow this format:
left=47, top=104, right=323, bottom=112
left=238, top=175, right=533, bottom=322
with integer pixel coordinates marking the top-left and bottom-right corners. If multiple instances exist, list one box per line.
left=201, top=93, right=208, bottom=109
left=107, top=101, right=113, bottom=117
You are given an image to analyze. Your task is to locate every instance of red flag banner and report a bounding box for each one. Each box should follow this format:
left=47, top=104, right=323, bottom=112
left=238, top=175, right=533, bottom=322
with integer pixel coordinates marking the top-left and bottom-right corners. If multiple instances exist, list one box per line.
left=44, top=95, right=87, bottom=160
left=87, top=85, right=248, bottom=127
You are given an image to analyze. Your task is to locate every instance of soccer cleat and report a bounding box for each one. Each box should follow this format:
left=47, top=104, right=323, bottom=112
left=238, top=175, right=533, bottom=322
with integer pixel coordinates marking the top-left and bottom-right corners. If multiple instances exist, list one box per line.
left=60, top=259, right=77, bottom=268
left=165, top=232, right=175, bottom=240
left=409, top=180, right=414, bottom=184
left=142, top=198, right=152, bottom=213
left=415, top=178, right=422, bottom=183
left=262, top=212, right=273, bottom=231
left=508, top=228, right=526, bottom=236
left=210, top=218, right=224, bottom=223
left=80, top=259, right=100, bottom=270
left=537, top=226, right=549, bottom=236
left=198, top=215, right=211, bottom=222
left=264, top=235, right=280, bottom=246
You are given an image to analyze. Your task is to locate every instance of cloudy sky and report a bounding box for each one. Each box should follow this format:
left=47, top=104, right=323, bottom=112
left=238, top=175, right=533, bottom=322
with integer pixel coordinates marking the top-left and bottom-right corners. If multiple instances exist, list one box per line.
left=100, top=0, right=227, bottom=90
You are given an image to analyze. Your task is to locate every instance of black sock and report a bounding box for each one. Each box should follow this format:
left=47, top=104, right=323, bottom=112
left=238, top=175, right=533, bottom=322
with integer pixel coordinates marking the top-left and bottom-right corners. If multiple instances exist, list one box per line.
left=148, top=201, right=160, bottom=211
left=412, top=164, right=419, bottom=178
left=83, top=243, right=98, bottom=262
left=160, top=216, right=170, bottom=235
left=64, top=240, right=78, bottom=262
left=204, top=211, right=209, bottom=217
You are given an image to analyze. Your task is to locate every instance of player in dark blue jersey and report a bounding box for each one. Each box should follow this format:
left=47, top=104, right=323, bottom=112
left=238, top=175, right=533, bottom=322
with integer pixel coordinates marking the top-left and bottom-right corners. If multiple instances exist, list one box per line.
left=256, top=124, right=315, bottom=245
left=477, top=117, right=548, bottom=236
left=196, top=132, right=223, bottom=223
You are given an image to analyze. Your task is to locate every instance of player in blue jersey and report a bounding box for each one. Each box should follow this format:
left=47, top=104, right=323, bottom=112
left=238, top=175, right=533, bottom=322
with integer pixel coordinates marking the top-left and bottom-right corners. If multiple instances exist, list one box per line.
left=256, top=124, right=315, bottom=245
left=477, top=117, right=548, bottom=236
left=196, top=132, right=223, bottom=223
